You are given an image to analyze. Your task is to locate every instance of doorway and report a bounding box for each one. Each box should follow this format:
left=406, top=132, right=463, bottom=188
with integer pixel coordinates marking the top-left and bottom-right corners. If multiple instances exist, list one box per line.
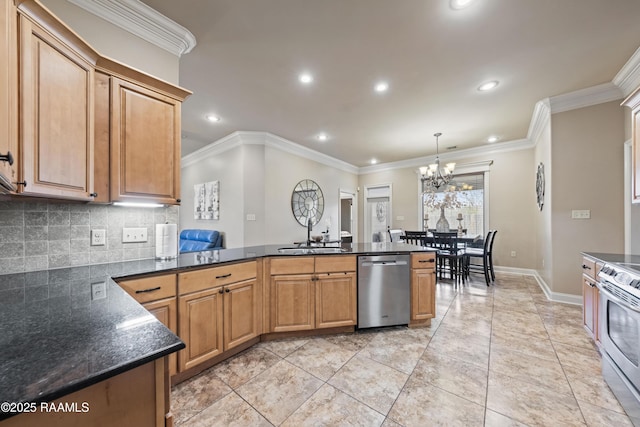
left=339, top=190, right=356, bottom=243
left=364, top=184, right=392, bottom=243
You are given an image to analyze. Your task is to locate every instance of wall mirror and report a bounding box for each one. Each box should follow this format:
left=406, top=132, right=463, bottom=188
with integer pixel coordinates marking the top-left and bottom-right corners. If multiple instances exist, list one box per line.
left=291, top=179, right=324, bottom=226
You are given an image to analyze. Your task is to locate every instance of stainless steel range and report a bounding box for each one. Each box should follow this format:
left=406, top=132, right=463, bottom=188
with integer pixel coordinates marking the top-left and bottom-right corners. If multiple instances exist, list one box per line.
left=598, top=263, right=640, bottom=426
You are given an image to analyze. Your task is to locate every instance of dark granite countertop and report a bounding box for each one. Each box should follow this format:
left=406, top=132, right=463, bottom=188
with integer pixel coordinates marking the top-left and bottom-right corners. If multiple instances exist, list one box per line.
left=0, top=242, right=432, bottom=418
left=582, top=252, right=640, bottom=265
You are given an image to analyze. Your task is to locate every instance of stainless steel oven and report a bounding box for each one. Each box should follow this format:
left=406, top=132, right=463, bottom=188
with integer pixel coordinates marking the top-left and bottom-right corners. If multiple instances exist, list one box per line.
left=598, top=264, right=640, bottom=426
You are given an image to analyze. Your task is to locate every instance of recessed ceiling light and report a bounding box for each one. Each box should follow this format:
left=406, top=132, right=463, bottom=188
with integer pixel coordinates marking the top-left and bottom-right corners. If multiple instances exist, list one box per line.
left=450, top=0, right=475, bottom=10
left=205, top=114, right=220, bottom=122
left=317, top=133, right=328, bottom=141
left=299, top=73, right=313, bottom=84
left=370, top=158, right=378, bottom=165
left=487, top=136, right=499, bottom=143
left=478, top=80, right=499, bottom=91
left=374, top=81, right=389, bottom=93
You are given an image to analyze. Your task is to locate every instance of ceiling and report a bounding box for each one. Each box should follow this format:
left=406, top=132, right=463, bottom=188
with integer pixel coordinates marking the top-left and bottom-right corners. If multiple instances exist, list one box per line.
left=141, top=0, right=640, bottom=166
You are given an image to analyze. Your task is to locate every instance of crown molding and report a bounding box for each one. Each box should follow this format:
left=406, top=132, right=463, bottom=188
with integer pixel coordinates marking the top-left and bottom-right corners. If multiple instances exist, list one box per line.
left=358, top=138, right=532, bottom=175
left=614, top=46, right=640, bottom=97
left=548, top=82, right=623, bottom=113
left=181, top=131, right=359, bottom=174
left=67, top=0, right=196, bottom=56
left=527, top=99, right=551, bottom=143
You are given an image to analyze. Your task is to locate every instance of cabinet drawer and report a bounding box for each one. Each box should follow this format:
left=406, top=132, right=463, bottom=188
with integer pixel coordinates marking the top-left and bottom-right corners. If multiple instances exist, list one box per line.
left=270, top=257, right=315, bottom=275
left=179, top=261, right=257, bottom=295
left=411, top=252, right=436, bottom=269
left=315, top=255, right=356, bottom=273
left=118, top=274, right=176, bottom=303
left=581, top=257, right=597, bottom=280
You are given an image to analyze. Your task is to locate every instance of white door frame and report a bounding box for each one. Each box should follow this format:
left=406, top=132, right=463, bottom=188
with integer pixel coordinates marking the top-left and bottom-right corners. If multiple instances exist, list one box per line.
left=364, top=183, right=392, bottom=242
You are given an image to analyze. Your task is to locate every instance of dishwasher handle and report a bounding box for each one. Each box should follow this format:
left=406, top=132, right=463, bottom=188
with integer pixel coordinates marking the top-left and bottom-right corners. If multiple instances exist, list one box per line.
left=361, top=260, right=408, bottom=267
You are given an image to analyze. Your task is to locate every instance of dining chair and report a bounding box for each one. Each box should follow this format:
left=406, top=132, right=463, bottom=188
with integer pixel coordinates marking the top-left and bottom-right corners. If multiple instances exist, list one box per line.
left=403, top=230, right=427, bottom=246
left=432, top=231, right=466, bottom=284
left=388, top=229, right=404, bottom=242
left=464, top=230, right=497, bottom=285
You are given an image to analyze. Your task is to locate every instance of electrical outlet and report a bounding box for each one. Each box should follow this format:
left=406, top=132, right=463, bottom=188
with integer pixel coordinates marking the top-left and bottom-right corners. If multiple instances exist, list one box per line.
left=122, top=227, right=148, bottom=243
left=511, top=251, right=517, bottom=257
left=91, top=281, right=106, bottom=300
left=246, top=214, right=256, bottom=221
left=91, top=229, right=106, bottom=246
left=396, top=216, right=405, bottom=221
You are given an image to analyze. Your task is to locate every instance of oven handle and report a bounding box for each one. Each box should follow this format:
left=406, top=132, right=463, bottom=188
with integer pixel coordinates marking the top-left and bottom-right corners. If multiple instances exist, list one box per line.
left=596, top=281, right=640, bottom=314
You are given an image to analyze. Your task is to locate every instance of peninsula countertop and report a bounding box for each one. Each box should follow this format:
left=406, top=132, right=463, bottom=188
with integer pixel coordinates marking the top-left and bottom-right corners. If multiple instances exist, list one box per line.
left=0, top=242, right=433, bottom=417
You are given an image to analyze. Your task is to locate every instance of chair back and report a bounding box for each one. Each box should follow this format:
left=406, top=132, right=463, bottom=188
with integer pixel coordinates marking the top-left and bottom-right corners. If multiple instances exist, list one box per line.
left=388, top=229, right=404, bottom=243
left=487, top=230, right=497, bottom=254
left=404, top=230, right=427, bottom=246
left=432, top=231, right=459, bottom=254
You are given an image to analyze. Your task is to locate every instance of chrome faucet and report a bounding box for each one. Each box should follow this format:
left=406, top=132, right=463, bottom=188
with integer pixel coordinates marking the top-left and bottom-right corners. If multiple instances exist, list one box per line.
left=307, top=217, right=313, bottom=246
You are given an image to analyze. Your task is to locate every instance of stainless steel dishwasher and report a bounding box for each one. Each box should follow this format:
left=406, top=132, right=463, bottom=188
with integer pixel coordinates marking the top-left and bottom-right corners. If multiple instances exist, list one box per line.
left=357, top=254, right=410, bottom=328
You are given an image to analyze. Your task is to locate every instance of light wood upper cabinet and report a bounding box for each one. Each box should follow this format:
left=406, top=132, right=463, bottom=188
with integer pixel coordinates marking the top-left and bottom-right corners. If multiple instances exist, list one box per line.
left=18, top=13, right=95, bottom=199
left=0, top=0, right=17, bottom=192
left=110, top=77, right=181, bottom=204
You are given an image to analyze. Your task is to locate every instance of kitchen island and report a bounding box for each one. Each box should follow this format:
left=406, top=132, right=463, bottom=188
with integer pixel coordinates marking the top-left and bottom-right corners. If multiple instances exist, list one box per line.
left=0, top=242, right=434, bottom=425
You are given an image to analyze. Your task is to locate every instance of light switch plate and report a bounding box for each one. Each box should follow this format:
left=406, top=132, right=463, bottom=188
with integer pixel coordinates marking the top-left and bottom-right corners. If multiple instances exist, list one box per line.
left=246, top=214, right=256, bottom=221
left=571, top=209, right=591, bottom=219
left=91, top=281, right=106, bottom=300
left=122, top=227, right=148, bottom=243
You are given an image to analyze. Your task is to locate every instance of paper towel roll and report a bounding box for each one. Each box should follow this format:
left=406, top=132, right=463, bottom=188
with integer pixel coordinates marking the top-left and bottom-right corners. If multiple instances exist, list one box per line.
left=156, top=223, right=177, bottom=259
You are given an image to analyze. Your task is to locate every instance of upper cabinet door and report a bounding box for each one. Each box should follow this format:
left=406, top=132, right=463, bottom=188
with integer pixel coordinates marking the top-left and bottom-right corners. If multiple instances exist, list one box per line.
left=111, top=77, right=181, bottom=205
left=19, top=15, right=94, bottom=200
left=0, top=1, right=17, bottom=192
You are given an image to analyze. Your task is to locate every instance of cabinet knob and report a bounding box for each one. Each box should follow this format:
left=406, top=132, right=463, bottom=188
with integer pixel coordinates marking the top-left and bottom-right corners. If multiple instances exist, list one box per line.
left=90, top=192, right=98, bottom=197
left=15, top=181, right=26, bottom=188
left=218, top=289, right=224, bottom=294
left=225, top=288, right=230, bottom=293
left=176, top=199, right=181, bottom=203
left=582, top=264, right=591, bottom=270
left=0, top=151, right=13, bottom=166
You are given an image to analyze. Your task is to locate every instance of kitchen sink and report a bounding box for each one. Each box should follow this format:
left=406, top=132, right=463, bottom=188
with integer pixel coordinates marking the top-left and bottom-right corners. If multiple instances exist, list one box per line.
left=277, top=247, right=345, bottom=255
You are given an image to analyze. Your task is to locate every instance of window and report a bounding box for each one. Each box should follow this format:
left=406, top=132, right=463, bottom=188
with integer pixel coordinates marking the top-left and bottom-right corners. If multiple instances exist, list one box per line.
left=421, top=173, right=485, bottom=236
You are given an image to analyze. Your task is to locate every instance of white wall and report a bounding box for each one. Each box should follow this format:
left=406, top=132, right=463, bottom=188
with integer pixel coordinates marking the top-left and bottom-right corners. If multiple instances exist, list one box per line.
left=180, top=133, right=358, bottom=248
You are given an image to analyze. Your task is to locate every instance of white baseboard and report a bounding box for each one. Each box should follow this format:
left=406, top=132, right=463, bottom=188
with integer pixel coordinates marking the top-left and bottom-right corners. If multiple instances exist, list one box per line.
left=494, top=266, right=582, bottom=306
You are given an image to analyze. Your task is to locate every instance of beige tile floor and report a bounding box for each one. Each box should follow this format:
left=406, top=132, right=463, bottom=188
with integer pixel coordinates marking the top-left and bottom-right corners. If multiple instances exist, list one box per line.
left=171, top=273, right=633, bottom=426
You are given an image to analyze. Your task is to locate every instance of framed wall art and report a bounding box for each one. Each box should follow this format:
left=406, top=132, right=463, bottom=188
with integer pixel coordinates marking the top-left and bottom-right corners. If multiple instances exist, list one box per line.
left=194, top=180, right=220, bottom=219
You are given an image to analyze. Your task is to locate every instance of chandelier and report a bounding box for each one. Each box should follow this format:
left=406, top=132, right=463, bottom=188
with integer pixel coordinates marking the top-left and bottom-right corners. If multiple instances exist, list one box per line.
left=419, top=132, right=456, bottom=190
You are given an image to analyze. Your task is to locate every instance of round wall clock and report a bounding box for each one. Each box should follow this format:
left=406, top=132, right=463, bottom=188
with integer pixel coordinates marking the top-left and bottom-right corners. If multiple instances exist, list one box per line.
left=291, top=179, right=324, bottom=226
left=536, top=162, right=545, bottom=211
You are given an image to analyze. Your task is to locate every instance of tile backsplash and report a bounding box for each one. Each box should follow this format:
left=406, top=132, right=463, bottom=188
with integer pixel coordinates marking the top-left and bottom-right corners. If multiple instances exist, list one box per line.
left=0, top=201, right=179, bottom=273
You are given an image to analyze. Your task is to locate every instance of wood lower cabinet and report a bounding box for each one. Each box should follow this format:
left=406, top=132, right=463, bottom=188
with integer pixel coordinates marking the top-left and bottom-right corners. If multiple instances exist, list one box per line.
left=1, top=359, right=169, bottom=427
left=410, top=252, right=436, bottom=326
left=269, top=255, right=357, bottom=332
left=117, top=274, right=179, bottom=376
left=581, top=255, right=600, bottom=344
left=18, top=11, right=95, bottom=200
left=179, top=287, right=224, bottom=371
left=177, top=262, right=261, bottom=372
left=315, top=272, right=357, bottom=329
left=110, top=77, right=182, bottom=204
left=271, top=274, right=315, bottom=332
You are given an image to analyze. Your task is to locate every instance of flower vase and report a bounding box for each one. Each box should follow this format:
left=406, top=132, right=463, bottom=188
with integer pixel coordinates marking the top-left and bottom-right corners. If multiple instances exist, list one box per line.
left=436, top=206, right=449, bottom=232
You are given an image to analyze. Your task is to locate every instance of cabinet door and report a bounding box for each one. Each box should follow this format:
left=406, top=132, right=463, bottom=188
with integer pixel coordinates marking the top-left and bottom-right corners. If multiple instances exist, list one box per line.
left=270, top=274, right=314, bottom=332
left=582, top=274, right=597, bottom=340
left=411, top=269, right=435, bottom=321
left=111, top=77, right=181, bottom=204
left=224, top=278, right=260, bottom=351
left=0, top=1, right=17, bottom=191
left=144, top=297, right=178, bottom=377
left=178, top=287, right=224, bottom=372
left=19, top=15, right=94, bottom=199
left=315, top=272, right=356, bottom=328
